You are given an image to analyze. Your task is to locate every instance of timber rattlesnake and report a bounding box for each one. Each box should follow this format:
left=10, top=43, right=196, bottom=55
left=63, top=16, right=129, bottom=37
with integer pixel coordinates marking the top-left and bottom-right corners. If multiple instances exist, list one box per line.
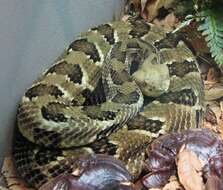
left=12, top=17, right=204, bottom=189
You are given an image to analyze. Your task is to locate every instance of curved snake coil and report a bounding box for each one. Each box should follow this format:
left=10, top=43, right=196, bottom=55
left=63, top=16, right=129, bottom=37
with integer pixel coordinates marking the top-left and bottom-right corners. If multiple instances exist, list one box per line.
left=12, top=17, right=204, bottom=189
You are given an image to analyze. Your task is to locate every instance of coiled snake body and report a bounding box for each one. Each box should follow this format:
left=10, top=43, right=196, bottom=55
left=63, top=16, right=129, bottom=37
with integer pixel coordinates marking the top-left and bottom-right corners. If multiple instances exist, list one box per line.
left=12, top=17, right=204, bottom=189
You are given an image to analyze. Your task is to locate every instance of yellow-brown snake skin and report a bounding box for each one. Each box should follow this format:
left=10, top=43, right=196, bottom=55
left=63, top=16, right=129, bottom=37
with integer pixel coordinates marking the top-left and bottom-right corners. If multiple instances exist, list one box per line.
left=12, top=17, right=204, bottom=189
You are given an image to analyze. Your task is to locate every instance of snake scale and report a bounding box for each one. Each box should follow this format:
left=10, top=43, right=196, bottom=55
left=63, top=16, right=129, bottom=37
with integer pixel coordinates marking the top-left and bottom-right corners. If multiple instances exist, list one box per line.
left=12, top=17, right=204, bottom=189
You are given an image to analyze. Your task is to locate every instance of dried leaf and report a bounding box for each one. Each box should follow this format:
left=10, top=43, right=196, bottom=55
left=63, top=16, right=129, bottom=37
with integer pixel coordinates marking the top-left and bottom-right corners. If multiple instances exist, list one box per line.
left=134, top=179, right=145, bottom=190
left=142, top=0, right=174, bottom=21
left=140, top=0, right=148, bottom=11
left=128, top=0, right=141, bottom=13
left=220, top=101, right=223, bottom=111
left=1, top=157, right=33, bottom=190
left=218, top=114, right=223, bottom=139
left=205, top=175, right=223, bottom=190
left=205, top=82, right=223, bottom=101
left=207, top=68, right=219, bottom=82
left=177, top=146, right=205, bottom=190
left=206, top=101, right=222, bottom=126
left=181, top=23, right=210, bottom=55
left=153, top=12, right=179, bottom=31
left=205, top=105, right=218, bottom=125
left=172, top=15, right=194, bottom=33
left=162, top=176, right=183, bottom=190
left=163, top=13, right=179, bottom=30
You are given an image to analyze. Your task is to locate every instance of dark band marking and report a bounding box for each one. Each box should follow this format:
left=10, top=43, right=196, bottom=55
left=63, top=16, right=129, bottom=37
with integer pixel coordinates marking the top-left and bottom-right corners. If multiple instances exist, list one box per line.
left=48, top=163, right=73, bottom=178
left=111, top=69, right=124, bottom=85
left=83, top=107, right=116, bottom=121
left=129, top=20, right=150, bottom=38
left=90, top=137, right=117, bottom=155
left=127, top=41, right=141, bottom=49
left=101, top=111, right=116, bottom=120
left=168, top=60, right=198, bottom=77
left=68, top=64, right=83, bottom=84
left=13, top=132, right=48, bottom=187
left=25, top=84, right=63, bottom=99
left=71, top=99, right=79, bottom=106
left=111, top=69, right=130, bottom=85
left=129, top=52, right=143, bottom=75
left=68, top=39, right=100, bottom=62
left=82, top=78, right=106, bottom=106
left=33, top=128, right=62, bottom=147
left=155, top=32, right=196, bottom=55
left=157, top=89, right=197, bottom=106
left=92, top=24, right=115, bottom=45
left=25, top=168, right=47, bottom=187
left=41, top=106, right=68, bottom=123
left=47, top=102, right=68, bottom=109
left=46, top=61, right=83, bottom=84
left=144, top=119, right=164, bottom=133
left=127, top=115, right=163, bottom=133
left=112, top=91, right=140, bottom=105
left=110, top=42, right=126, bottom=62
left=97, top=124, right=120, bottom=140
left=186, top=110, right=192, bottom=129
left=13, top=129, right=35, bottom=166
left=81, top=89, right=93, bottom=103
left=154, top=32, right=185, bottom=49
left=17, top=106, right=30, bottom=122
left=143, top=96, right=156, bottom=107
left=35, top=148, right=63, bottom=166
left=196, top=110, right=202, bottom=128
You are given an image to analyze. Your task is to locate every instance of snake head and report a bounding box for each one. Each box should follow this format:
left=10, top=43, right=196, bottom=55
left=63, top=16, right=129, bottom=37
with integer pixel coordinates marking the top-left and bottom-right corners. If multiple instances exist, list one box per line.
left=132, top=55, right=170, bottom=97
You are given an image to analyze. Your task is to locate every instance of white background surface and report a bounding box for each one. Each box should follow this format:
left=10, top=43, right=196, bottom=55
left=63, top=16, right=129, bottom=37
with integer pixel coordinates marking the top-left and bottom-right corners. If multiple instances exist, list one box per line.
left=0, top=0, right=125, bottom=163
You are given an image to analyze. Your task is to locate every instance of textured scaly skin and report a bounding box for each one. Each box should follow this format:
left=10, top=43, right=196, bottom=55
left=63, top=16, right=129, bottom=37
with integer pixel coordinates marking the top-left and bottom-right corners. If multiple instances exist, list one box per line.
left=13, top=17, right=204, bottom=189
